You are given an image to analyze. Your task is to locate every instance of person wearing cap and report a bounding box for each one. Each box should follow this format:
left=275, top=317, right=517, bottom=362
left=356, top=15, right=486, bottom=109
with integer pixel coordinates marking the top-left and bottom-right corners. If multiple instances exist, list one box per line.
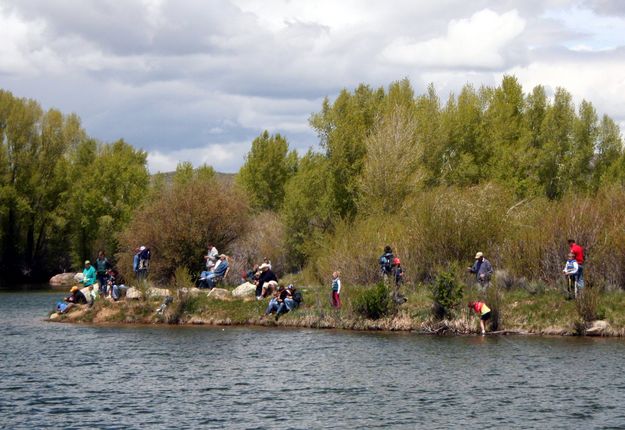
left=392, top=257, right=404, bottom=287
left=468, top=252, right=493, bottom=289
left=256, top=263, right=278, bottom=299
left=468, top=301, right=491, bottom=335
left=80, top=260, right=97, bottom=288
left=61, top=285, right=88, bottom=313
left=137, top=246, right=151, bottom=280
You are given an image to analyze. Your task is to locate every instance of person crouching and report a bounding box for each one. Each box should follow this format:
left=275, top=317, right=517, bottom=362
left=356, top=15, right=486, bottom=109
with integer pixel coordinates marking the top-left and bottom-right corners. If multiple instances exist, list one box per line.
left=468, top=301, right=491, bottom=335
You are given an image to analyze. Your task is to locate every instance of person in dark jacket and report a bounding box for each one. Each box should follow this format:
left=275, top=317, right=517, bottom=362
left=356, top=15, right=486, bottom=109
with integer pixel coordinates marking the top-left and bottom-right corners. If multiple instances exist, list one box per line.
left=256, top=263, right=278, bottom=299
left=62, top=286, right=88, bottom=313
left=468, top=252, right=493, bottom=289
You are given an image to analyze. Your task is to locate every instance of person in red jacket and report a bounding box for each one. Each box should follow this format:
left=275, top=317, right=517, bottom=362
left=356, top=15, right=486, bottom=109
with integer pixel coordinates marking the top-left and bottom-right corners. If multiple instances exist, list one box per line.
left=468, top=301, right=491, bottom=335
left=568, top=239, right=585, bottom=289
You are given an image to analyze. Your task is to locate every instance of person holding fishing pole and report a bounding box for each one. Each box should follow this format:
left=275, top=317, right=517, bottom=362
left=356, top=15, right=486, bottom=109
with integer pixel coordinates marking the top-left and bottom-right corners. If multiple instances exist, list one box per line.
left=468, top=301, right=491, bottom=335
left=562, top=251, right=579, bottom=299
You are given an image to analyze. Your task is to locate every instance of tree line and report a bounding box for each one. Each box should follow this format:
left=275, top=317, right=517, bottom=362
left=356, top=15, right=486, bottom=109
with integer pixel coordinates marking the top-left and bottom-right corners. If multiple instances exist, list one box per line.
left=0, top=90, right=148, bottom=285
left=3, top=75, right=625, bottom=288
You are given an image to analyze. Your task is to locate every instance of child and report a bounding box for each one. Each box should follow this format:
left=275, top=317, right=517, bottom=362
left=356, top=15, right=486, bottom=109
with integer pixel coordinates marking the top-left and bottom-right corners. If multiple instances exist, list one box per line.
left=392, top=257, right=404, bottom=287
left=331, top=271, right=341, bottom=308
left=562, top=251, right=579, bottom=299
left=468, top=301, right=491, bottom=335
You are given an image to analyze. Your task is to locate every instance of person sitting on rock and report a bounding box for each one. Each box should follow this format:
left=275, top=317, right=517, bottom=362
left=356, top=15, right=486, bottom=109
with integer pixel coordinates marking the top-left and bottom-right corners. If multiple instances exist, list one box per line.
left=256, top=263, right=278, bottom=300
left=61, top=285, right=88, bottom=313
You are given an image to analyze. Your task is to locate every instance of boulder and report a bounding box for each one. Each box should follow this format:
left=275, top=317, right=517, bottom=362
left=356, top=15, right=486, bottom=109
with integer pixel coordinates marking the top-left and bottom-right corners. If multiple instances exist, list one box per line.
left=124, top=286, right=171, bottom=300
left=125, top=287, right=142, bottom=300
left=146, top=287, right=171, bottom=298
left=232, top=282, right=256, bottom=298
left=180, top=287, right=202, bottom=297
left=586, top=320, right=610, bottom=336
left=207, top=288, right=230, bottom=300
left=74, top=272, right=84, bottom=283
left=49, top=273, right=78, bottom=287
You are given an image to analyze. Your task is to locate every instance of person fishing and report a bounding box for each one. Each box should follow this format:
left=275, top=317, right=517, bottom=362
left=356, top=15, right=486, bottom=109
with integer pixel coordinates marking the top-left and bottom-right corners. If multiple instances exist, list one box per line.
left=468, top=301, right=491, bottom=335
left=562, top=251, right=579, bottom=299
left=568, top=239, right=585, bottom=289
left=468, top=252, right=493, bottom=290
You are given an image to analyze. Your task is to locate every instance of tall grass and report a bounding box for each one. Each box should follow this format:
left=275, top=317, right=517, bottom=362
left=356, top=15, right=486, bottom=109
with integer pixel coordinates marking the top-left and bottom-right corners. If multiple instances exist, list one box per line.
left=311, top=184, right=625, bottom=290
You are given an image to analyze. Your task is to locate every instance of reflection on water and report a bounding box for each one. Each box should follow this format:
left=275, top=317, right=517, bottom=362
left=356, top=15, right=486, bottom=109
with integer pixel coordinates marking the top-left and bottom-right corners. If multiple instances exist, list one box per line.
left=1, top=291, right=625, bottom=429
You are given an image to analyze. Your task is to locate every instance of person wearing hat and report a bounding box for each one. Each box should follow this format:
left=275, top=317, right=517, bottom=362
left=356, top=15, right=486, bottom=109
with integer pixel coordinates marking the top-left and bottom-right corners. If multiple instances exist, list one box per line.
left=468, top=252, right=493, bottom=289
left=61, top=285, right=88, bottom=313
left=80, top=260, right=97, bottom=288
left=256, top=263, right=278, bottom=299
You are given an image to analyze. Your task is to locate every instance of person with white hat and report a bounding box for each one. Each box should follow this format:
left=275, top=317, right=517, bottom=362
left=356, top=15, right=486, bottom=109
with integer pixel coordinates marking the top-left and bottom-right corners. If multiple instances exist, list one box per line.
left=468, top=251, right=493, bottom=289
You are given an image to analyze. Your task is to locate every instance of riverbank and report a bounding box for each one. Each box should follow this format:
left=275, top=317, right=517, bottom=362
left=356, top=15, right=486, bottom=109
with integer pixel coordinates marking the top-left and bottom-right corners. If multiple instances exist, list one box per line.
left=47, top=282, right=625, bottom=337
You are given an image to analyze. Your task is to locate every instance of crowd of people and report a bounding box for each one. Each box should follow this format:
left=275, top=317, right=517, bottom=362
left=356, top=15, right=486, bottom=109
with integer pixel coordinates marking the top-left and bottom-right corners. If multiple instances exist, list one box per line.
left=56, top=251, right=126, bottom=313
left=54, top=238, right=587, bottom=335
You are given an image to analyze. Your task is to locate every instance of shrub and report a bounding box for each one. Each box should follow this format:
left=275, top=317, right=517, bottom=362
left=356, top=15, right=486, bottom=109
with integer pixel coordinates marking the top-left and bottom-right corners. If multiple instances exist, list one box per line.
left=431, top=270, right=464, bottom=320
left=116, top=176, right=250, bottom=284
left=352, top=282, right=395, bottom=320
left=576, top=287, right=600, bottom=322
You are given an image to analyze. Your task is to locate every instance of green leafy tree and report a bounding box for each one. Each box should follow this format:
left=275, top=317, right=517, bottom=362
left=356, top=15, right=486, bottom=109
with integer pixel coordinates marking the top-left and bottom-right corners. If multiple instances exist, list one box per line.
left=237, top=130, right=297, bottom=211
left=310, top=84, right=384, bottom=219
left=281, top=151, right=333, bottom=268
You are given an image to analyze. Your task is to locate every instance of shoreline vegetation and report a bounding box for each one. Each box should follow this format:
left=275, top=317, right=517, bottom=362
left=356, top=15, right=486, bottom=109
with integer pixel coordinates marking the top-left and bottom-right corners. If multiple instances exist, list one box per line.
left=48, top=277, right=625, bottom=337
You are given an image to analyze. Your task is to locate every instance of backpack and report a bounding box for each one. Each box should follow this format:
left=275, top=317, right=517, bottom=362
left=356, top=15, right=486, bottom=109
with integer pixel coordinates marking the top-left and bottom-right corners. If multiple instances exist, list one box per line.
left=293, top=290, right=303, bottom=304
left=379, top=253, right=393, bottom=273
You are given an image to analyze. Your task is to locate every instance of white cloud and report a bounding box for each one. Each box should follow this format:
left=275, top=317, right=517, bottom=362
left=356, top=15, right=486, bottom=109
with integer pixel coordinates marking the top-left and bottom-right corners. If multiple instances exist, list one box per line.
left=147, top=141, right=250, bottom=174
left=1, top=0, right=625, bottom=173
left=382, top=9, right=526, bottom=69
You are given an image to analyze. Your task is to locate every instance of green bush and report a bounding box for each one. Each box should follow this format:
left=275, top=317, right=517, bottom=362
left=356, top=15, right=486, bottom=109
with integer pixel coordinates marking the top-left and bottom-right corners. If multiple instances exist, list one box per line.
left=431, top=270, right=464, bottom=319
left=352, top=282, right=395, bottom=320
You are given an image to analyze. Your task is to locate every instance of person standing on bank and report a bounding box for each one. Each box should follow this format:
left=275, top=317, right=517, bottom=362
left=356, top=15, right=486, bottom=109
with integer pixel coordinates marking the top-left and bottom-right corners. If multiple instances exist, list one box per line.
left=94, top=250, right=111, bottom=295
left=468, top=252, right=493, bottom=289
left=331, top=271, right=341, bottom=308
left=568, top=239, right=585, bottom=289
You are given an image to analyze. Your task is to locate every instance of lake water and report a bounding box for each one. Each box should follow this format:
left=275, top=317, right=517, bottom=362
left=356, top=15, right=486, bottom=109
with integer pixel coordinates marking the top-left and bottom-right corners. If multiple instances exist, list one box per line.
left=1, top=290, right=625, bottom=429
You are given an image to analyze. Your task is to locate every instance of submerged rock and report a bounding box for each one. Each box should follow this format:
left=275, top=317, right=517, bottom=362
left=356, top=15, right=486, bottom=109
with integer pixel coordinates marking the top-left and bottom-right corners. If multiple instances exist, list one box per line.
left=49, top=273, right=78, bottom=287
left=232, top=282, right=256, bottom=298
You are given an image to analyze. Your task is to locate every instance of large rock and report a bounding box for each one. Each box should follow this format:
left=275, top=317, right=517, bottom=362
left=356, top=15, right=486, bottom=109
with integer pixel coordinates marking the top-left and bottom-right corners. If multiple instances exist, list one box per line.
left=207, top=288, right=230, bottom=300
left=586, top=320, right=610, bottom=336
left=124, top=286, right=172, bottom=300
left=49, top=273, right=78, bottom=287
left=125, top=287, right=142, bottom=300
left=147, top=287, right=171, bottom=298
left=232, top=282, right=256, bottom=298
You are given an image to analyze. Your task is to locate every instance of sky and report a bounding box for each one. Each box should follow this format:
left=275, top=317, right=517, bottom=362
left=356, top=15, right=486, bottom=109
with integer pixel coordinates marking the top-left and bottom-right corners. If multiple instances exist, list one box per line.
left=1, top=0, right=624, bottom=173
